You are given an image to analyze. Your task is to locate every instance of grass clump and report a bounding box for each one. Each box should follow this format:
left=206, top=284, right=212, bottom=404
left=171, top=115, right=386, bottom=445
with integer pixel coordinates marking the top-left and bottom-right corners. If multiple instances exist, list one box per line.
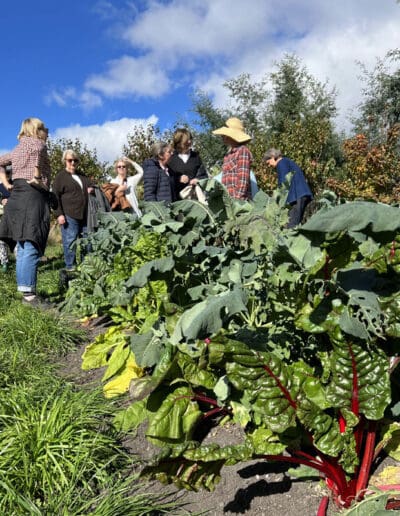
left=0, top=247, right=187, bottom=515
left=0, top=384, right=128, bottom=514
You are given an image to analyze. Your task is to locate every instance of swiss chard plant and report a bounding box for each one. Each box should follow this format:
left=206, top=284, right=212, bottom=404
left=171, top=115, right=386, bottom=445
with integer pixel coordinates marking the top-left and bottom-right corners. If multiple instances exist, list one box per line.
left=65, top=180, right=400, bottom=513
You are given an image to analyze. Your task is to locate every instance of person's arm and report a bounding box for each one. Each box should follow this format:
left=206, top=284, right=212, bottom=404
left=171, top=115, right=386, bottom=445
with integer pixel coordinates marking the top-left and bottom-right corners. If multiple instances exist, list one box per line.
left=0, top=167, right=10, bottom=190
left=234, top=147, right=251, bottom=198
left=276, top=159, right=291, bottom=185
left=0, top=156, right=12, bottom=190
left=52, top=173, right=66, bottom=223
left=194, top=159, right=208, bottom=180
left=38, top=146, right=51, bottom=186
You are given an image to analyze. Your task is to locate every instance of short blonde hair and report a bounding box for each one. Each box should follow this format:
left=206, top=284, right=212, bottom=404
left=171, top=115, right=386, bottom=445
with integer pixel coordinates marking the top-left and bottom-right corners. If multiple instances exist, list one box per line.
left=17, top=117, right=48, bottom=140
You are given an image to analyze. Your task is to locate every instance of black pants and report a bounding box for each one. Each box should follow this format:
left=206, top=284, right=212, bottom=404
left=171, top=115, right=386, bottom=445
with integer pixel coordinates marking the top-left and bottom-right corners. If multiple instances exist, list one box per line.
left=287, top=196, right=312, bottom=228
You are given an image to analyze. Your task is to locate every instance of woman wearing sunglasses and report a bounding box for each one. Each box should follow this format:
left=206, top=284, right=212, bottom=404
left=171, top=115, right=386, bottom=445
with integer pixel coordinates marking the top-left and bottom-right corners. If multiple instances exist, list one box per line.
left=109, top=156, right=143, bottom=216
left=52, top=149, right=94, bottom=272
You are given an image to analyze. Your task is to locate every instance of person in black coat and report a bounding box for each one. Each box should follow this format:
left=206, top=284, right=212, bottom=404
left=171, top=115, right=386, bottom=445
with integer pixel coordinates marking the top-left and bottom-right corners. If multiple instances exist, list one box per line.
left=167, top=128, right=208, bottom=198
left=52, top=149, right=94, bottom=271
left=143, top=141, right=176, bottom=203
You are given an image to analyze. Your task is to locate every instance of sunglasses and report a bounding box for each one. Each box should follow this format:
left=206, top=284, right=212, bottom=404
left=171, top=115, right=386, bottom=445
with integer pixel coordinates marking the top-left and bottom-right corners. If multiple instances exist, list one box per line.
left=117, top=165, right=127, bottom=169
left=66, top=159, right=79, bottom=163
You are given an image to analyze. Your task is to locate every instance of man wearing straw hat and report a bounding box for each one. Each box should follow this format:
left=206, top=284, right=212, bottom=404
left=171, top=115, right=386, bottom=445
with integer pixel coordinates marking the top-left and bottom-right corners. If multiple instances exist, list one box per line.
left=212, top=117, right=252, bottom=200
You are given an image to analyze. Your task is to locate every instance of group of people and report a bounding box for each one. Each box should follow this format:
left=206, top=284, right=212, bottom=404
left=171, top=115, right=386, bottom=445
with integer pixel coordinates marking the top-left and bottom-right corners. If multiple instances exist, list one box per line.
left=0, top=116, right=313, bottom=305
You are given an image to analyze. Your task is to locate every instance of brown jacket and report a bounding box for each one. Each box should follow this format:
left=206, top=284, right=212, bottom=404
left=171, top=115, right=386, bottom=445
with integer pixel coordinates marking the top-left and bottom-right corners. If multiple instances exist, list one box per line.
left=101, top=183, right=132, bottom=211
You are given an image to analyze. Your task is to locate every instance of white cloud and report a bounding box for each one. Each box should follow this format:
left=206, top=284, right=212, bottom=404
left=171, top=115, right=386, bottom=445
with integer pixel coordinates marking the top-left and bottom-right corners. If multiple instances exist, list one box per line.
left=123, top=0, right=272, bottom=58
left=174, top=0, right=400, bottom=131
left=52, top=0, right=400, bottom=131
left=51, top=116, right=158, bottom=164
left=44, top=87, right=77, bottom=107
left=85, top=55, right=171, bottom=98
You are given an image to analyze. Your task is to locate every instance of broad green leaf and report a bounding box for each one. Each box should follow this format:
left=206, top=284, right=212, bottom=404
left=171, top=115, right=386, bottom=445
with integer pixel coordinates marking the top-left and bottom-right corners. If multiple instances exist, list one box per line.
left=247, top=427, right=286, bottom=455
left=301, top=201, right=400, bottom=234
left=126, top=256, right=175, bottom=288
left=379, top=422, right=400, bottom=461
left=230, top=401, right=251, bottom=427
left=213, top=375, right=230, bottom=402
left=130, top=330, right=164, bottom=368
left=146, top=386, right=203, bottom=445
left=113, top=399, right=148, bottom=432
left=171, top=289, right=248, bottom=344
left=326, top=340, right=390, bottom=420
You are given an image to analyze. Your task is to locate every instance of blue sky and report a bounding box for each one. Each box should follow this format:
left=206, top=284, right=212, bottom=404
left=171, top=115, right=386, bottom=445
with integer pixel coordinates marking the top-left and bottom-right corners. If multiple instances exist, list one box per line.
left=1, top=0, right=399, bottom=163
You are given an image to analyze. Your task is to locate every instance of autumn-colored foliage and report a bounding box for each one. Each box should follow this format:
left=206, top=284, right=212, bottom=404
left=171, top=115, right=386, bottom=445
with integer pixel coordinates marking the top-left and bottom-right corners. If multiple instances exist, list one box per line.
left=326, top=126, right=400, bottom=203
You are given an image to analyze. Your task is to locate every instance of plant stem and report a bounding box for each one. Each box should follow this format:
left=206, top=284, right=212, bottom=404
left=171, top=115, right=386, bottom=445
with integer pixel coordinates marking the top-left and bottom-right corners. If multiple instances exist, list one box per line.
left=355, top=421, right=376, bottom=495
left=317, top=496, right=329, bottom=516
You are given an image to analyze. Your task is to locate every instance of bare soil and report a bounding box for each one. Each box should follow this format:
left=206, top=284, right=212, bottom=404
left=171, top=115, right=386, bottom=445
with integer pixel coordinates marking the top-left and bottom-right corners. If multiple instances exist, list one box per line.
left=57, top=319, right=398, bottom=516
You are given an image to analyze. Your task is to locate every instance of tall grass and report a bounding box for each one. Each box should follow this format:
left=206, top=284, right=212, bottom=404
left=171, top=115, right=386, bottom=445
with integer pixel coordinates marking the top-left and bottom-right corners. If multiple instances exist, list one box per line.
left=0, top=249, right=187, bottom=515
left=0, top=300, right=84, bottom=386
left=0, top=385, right=125, bottom=509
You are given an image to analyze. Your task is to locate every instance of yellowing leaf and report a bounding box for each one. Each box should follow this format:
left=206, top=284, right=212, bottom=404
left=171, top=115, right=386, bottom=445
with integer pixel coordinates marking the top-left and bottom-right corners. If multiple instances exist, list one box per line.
left=102, top=340, right=130, bottom=382
left=103, top=354, right=145, bottom=399
left=81, top=327, right=126, bottom=370
left=370, top=465, right=400, bottom=487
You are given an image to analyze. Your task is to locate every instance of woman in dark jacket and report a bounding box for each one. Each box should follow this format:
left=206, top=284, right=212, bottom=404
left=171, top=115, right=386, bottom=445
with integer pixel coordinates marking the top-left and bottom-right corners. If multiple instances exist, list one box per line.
left=52, top=149, right=93, bottom=271
left=143, top=141, right=175, bottom=202
left=168, top=128, right=208, bottom=198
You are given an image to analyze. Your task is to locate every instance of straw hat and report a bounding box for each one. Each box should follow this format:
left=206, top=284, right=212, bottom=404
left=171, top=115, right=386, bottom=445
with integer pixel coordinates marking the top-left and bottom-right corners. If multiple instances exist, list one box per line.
left=212, top=117, right=251, bottom=143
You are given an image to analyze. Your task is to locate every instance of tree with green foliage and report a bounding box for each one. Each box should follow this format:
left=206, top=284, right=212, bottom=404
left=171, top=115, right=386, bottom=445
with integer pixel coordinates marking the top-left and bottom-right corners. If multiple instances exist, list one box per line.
left=47, top=138, right=109, bottom=185
left=267, top=54, right=337, bottom=134
left=353, top=49, right=400, bottom=146
left=191, top=55, right=341, bottom=194
left=189, top=90, right=227, bottom=172
left=122, top=124, right=161, bottom=165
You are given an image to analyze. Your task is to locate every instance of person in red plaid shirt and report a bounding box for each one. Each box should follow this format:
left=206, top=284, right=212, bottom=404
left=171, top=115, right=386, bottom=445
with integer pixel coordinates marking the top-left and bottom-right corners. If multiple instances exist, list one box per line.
left=212, top=118, right=252, bottom=200
left=0, top=118, right=52, bottom=305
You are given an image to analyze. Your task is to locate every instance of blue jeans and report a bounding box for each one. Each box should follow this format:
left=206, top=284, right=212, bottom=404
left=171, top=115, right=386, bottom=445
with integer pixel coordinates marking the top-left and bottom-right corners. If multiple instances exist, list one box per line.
left=61, top=215, right=88, bottom=270
left=16, top=241, right=41, bottom=294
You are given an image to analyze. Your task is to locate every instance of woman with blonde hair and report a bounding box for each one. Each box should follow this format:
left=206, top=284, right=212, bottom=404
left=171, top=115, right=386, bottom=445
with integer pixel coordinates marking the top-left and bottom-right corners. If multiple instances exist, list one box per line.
left=110, top=156, right=143, bottom=216
left=0, top=117, right=52, bottom=305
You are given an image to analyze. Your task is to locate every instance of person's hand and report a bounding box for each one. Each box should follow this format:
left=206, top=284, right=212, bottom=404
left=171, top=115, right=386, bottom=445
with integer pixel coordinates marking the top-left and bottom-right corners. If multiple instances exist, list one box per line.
left=87, top=187, right=94, bottom=194
left=180, top=175, right=189, bottom=184
left=57, top=215, right=66, bottom=225
left=189, top=178, right=198, bottom=186
left=3, top=181, right=13, bottom=191
left=28, top=177, right=48, bottom=190
left=1, top=198, right=7, bottom=206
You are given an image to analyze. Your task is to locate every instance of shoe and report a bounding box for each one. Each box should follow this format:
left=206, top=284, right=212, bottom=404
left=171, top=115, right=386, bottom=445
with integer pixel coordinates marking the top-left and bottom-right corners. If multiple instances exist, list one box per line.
left=22, top=295, right=52, bottom=308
